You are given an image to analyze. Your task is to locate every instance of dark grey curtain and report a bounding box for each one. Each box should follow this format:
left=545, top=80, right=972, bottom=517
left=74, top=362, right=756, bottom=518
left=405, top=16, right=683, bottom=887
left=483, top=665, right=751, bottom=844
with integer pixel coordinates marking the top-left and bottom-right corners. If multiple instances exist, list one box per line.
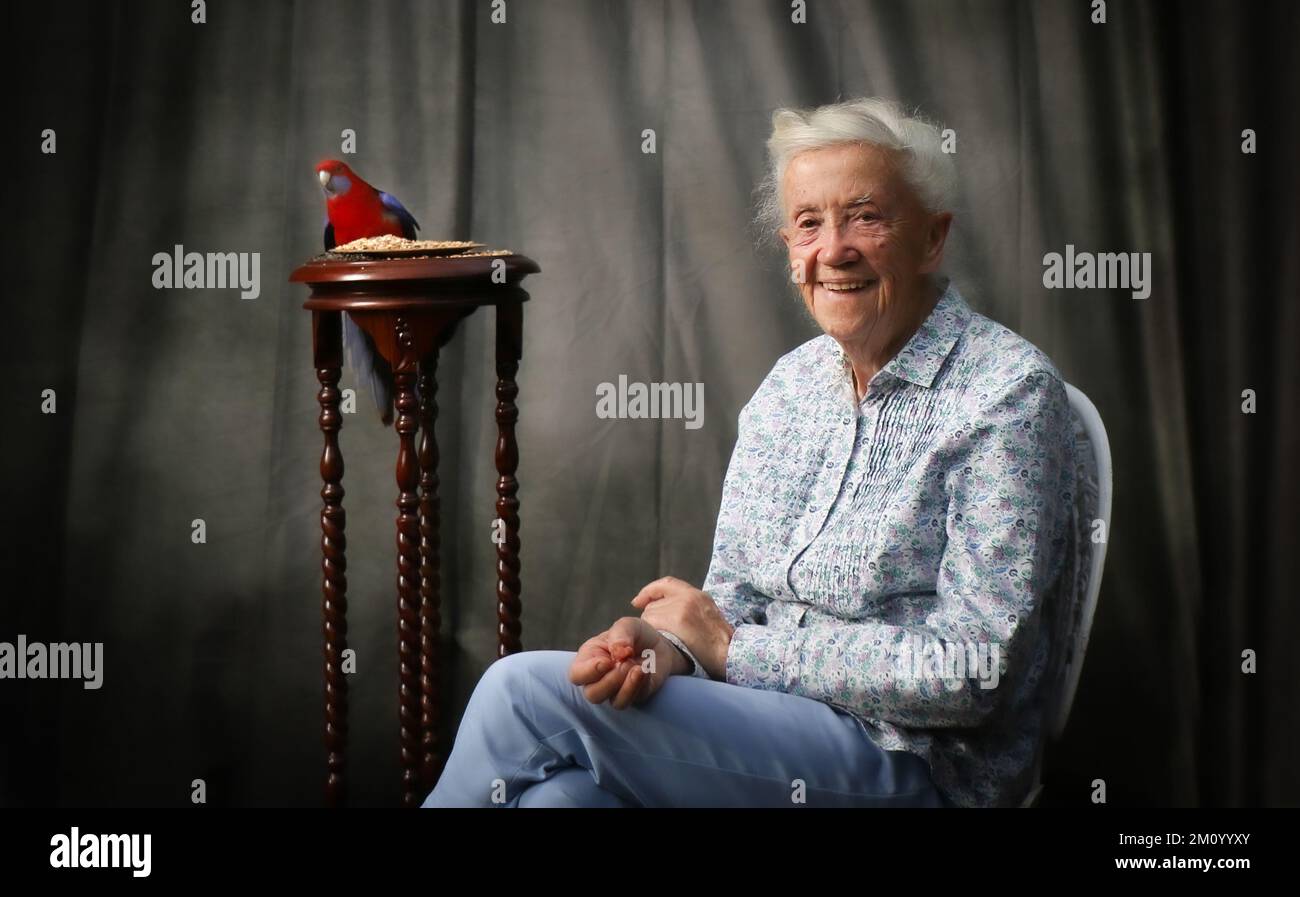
left=3, top=0, right=1295, bottom=807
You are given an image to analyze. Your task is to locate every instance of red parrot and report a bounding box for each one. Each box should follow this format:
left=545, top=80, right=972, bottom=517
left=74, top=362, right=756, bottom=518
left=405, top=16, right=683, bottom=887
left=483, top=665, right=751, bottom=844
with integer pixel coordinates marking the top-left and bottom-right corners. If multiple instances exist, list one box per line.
left=316, top=159, right=422, bottom=425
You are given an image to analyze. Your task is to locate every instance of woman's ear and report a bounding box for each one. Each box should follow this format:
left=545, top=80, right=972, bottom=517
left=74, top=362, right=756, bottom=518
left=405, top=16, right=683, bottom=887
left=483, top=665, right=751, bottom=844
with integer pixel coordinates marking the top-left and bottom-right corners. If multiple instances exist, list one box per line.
left=919, top=212, right=953, bottom=274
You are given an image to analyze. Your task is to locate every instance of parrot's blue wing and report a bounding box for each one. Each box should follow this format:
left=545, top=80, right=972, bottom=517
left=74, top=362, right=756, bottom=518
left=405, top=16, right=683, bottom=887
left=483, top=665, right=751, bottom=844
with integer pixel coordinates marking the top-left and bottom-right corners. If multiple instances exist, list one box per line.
left=323, top=218, right=336, bottom=251
left=343, top=313, right=395, bottom=426
left=379, top=191, right=421, bottom=239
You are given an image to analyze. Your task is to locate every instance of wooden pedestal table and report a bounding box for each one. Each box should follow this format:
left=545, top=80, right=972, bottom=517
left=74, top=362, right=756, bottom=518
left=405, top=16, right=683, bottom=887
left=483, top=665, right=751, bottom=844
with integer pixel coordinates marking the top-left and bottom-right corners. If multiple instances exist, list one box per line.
left=290, top=251, right=540, bottom=807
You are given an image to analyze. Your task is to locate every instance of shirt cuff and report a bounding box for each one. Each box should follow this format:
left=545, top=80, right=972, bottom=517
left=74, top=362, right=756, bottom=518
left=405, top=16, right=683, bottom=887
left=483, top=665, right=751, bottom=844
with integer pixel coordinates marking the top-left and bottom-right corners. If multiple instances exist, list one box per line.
left=656, top=629, right=711, bottom=678
left=725, top=623, right=794, bottom=693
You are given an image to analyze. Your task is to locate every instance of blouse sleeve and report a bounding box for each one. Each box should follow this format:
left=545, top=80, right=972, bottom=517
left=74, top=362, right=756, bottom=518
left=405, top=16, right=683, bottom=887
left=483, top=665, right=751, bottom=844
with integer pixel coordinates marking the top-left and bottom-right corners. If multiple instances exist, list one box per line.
left=702, top=399, right=773, bottom=630
left=724, top=370, right=1075, bottom=729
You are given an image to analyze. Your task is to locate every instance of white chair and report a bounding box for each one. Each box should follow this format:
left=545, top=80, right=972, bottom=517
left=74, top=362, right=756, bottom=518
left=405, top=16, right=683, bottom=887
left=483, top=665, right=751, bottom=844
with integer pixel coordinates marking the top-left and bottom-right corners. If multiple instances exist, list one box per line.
left=1020, top=382, right=1112, bottom=807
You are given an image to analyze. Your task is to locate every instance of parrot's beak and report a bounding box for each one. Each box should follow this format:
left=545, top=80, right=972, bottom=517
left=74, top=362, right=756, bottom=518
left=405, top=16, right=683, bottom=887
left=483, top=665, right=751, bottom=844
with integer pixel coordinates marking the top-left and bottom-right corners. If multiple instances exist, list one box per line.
left=318, top=170, right=332, bottom=191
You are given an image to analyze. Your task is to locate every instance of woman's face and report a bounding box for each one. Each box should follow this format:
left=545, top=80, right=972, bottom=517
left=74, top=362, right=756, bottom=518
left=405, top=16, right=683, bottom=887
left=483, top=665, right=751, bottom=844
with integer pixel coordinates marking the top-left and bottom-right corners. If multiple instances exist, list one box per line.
left=779, top=142, right=951, bottom=349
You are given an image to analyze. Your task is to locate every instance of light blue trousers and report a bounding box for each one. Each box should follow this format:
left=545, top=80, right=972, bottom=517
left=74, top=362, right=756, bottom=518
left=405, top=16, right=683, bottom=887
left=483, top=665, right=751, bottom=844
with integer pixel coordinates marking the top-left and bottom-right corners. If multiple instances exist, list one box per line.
left=422, top=649, right=951, bottom=808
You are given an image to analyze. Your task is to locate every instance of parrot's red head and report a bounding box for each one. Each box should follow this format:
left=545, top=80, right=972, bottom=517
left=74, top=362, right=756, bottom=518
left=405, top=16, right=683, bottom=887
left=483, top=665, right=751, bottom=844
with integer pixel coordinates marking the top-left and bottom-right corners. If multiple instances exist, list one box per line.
left=316, top=159, right=360, bottom=199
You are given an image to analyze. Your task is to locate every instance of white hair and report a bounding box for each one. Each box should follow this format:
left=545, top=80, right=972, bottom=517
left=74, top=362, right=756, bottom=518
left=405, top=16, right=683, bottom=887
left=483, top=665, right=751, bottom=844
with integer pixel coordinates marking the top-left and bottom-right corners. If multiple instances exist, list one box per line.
left=753, top=97, right=956, bottom=240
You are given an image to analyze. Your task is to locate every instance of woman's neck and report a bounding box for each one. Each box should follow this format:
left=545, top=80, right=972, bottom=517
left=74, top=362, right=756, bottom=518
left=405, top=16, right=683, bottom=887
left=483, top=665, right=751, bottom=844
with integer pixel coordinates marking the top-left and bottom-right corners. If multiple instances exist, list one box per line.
left=843, top=279, right=942, bottom=401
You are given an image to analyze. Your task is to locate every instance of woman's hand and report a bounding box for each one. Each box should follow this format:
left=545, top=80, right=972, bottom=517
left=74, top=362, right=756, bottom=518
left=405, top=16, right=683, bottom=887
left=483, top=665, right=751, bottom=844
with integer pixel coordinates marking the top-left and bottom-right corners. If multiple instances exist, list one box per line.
left=631, top=576, right=735, bottom=681
left=568, top=616, right=688, bottom=709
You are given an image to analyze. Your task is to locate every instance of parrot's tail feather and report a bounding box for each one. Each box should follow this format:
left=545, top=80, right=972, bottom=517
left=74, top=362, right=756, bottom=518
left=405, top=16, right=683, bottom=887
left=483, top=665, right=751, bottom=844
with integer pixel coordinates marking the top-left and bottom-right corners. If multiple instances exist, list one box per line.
left=343, top=313, right=395, bottom=426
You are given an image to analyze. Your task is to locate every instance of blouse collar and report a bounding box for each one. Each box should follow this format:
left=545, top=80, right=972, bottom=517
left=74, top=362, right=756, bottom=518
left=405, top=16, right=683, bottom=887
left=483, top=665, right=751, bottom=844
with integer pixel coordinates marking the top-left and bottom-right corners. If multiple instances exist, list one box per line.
left=829, top=279, right=973, bottom=405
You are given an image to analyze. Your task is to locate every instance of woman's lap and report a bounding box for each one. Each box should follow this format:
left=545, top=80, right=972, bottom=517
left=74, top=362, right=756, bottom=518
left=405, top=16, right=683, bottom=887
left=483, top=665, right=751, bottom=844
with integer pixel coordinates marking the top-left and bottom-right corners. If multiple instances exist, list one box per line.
left=423, top=649, right=947, bottom=808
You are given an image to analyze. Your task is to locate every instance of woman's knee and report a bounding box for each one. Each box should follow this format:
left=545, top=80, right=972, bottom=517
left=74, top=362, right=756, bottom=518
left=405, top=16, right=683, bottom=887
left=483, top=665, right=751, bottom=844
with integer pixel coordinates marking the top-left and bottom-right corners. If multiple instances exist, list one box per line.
left=471, top=650, right=578, bottom=706
left=456, top=650, right=582, bottom=739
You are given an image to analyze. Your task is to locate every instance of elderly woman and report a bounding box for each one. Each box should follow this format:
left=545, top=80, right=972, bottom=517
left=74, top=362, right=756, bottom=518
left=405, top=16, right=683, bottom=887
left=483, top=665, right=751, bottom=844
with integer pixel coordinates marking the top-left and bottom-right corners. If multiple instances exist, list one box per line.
left=423, top=97, right=1075, bottom=809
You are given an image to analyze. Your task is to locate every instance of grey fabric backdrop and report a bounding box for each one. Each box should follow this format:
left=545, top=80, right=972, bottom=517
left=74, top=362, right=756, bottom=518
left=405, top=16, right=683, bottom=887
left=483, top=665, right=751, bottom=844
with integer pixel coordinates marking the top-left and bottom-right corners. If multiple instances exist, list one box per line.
left=3, top=0, right=1296, bottom=807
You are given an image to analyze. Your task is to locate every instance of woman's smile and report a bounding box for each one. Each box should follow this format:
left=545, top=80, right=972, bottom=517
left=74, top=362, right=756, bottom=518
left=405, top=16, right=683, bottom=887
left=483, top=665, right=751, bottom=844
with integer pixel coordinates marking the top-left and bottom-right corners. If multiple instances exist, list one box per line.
left=818, top=278, right=876, bottom=291
left=813, top=278, right=879, bottom=304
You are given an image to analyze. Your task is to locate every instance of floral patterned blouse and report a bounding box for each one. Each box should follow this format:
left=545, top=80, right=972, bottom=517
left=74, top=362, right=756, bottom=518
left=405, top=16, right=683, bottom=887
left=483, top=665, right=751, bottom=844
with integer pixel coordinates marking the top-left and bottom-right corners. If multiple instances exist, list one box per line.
left=706, top=281, right=1076, bottom=808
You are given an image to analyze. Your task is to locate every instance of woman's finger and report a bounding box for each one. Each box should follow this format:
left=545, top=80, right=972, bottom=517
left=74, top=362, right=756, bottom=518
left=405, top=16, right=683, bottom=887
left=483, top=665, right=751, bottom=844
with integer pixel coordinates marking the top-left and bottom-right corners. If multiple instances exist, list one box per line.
left=568, top=652, right=610, bottom=685
left=630, top=582, right=671, bottom=609
left=568, top=636, right=613, bottom=684
left=583, top=659, right=630, bottom=704
left=631, top=662, right=658, bottom=706
left=611, top=663, right=645, bottom=710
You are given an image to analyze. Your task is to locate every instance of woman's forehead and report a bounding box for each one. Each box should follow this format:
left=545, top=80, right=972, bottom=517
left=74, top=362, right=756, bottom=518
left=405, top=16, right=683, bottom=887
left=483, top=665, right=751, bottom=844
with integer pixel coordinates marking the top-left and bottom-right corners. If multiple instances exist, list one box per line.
left=782, top=143, right=903, bottom=207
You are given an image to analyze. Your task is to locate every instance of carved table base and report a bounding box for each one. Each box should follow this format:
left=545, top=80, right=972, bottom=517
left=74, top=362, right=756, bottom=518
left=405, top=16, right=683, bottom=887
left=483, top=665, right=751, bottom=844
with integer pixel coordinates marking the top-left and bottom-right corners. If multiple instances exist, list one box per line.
left=293, top=253, right=539, bottom=807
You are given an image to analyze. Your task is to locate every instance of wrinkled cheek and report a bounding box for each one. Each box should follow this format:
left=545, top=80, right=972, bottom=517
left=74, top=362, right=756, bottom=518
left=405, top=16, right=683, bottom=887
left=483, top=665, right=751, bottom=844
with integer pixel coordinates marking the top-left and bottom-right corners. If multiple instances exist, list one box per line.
left=787, top=254, right=815, bottom=306
left=797, top=284, right=817, bottom=317
left=788, top=252, right=813, bottom=287
left=876, top=278, right=895, bottom=314
left=863, top=244, right=904, bottom=314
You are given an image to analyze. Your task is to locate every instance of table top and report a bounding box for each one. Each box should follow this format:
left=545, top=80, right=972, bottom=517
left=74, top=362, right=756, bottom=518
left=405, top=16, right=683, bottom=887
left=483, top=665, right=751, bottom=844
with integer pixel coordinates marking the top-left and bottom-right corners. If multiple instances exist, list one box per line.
left=291, top=251, right=541, bottom=311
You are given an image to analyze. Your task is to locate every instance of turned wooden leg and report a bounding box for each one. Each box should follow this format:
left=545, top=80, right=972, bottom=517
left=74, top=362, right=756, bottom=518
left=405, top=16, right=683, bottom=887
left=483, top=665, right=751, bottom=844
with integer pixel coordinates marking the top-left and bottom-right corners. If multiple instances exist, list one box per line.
left=313, top=310, right=348, bottom=808
left=495, top=300, right=523, bottom=657
left=417, top=348, right=443, bottom=790
left=392, top=316, right=422, bottom=807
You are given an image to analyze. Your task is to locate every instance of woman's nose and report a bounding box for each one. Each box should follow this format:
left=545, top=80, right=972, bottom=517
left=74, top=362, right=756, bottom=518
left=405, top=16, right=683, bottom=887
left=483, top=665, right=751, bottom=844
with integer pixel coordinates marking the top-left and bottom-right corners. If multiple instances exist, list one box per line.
left=818, top=225, right=859, bottom=266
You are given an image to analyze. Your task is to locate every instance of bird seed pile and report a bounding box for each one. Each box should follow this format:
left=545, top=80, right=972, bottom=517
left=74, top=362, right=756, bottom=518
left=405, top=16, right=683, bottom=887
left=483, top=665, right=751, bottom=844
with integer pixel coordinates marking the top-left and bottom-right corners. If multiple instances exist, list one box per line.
left=332, top=235, right=481, bottom=253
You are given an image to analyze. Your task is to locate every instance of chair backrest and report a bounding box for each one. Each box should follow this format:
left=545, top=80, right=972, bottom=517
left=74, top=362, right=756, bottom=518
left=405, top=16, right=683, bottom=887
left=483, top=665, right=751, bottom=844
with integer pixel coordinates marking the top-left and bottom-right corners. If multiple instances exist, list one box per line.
left=1049, top=383, right=1112, bottom=740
